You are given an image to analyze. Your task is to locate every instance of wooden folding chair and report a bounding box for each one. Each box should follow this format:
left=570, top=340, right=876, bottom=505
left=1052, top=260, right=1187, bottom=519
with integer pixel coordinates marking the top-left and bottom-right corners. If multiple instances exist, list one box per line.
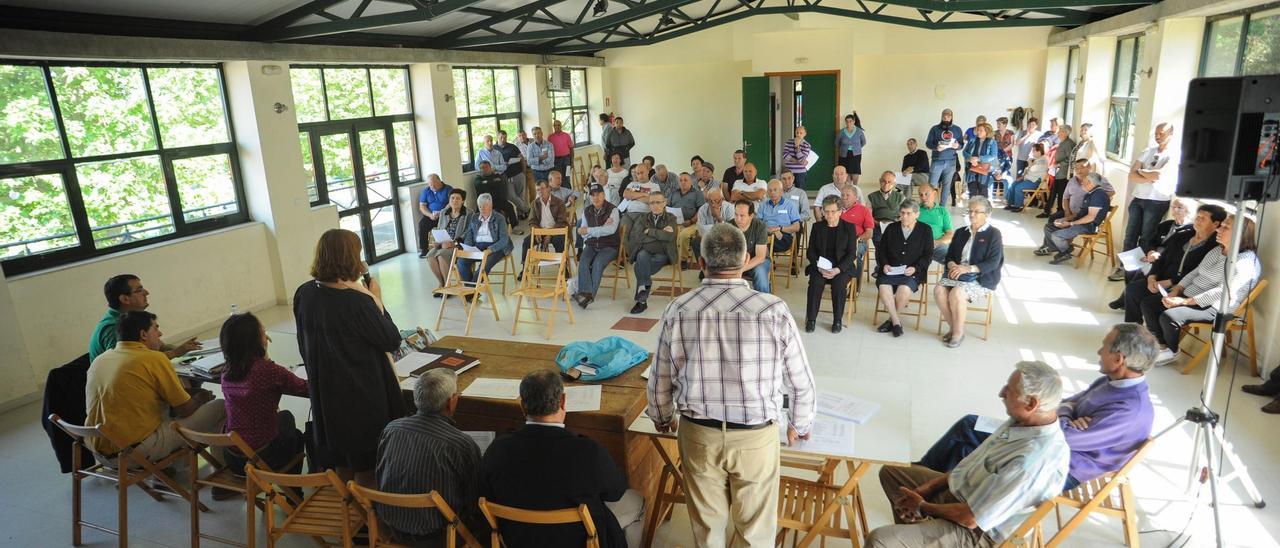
left=1039, top=438, right=1155, bottom=547
left=775, top=459, right=870, bottom=548
left=526, top=226, right=575, bottom=286
left=1024, top=175, right=1050, bottom=210
left=993, top=501, right=1053, bottom=548
left=172, top=424, right=305, bottom=547
left=435, top=248, right=501, bottom=336
left=478, top=497, right=599, bottom=548
left=767, top=232, right=800, bottom=290
left=245, top=466, right=363, bottom=548
left=819, top=276, right=859, bottom=323
left=1178, top=278, right=1268, bottom=376
left=936, top=289, right=996, bottom=341
left=598, top=225, right=632, bottom=299
left=871, top=278, right=929, bottom=330
left=649, top=233, right=686, bottom=297
left=512, top=248, right=575, bottom=339
left=347, top=482, right=481, bottom=548
left=1074, top=205, right=1117, bottom=269
left=487, top=254, right=518, bottom=296
left=49, top=414, right=202, bottom=547
left=572, top=155, right=588, bottom=192
left=587, top=150, right=602, bottom=172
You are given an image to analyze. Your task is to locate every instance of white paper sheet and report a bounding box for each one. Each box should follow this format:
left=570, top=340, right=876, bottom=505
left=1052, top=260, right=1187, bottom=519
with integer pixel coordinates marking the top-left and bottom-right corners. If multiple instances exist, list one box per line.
left=186, top=338, right=222, bottom=357
left=1117, top=247, right=1147, bottom=272
left=781, top=417, right=857, bottom=457
left=464, top=431, right=496, bottom=455
left=392, top=352, right=443, bottom=378
left=666, top=207, right=685, bottom=225
left=640, top=366, right=651, bottom=380
left=816, top=257, right=833, bottom=271
left=189, top=354, right=225, bottom=373
left=696, top=223, right=714, bottom=237
left=817, top=391, right=881, bottom=424
left=1158, top=284, right=1169, bottom=297
left=574, top=364, right=598, bottom=376
left=564, top=385, right=602, bottom=412
left=461, top=378, right=521, bottom=400
left=461, top=243, right=481, bottom=253
left=885, top=265, right=908, bottom=276
left=974, top=415, right=1005, bottom=434
left=805, top=150, right=819, bottom=170
left=894, top=172, right=912, bottom=187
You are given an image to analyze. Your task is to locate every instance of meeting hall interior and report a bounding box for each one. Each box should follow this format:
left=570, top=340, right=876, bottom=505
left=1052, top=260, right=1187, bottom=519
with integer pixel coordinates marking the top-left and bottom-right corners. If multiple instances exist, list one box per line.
left=2, top=0, right=1280, bottom=546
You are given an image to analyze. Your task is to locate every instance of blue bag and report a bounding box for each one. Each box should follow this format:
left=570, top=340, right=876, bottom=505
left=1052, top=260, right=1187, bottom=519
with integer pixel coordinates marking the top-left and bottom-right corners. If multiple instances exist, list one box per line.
left=555, top=336, right=650, bottom=381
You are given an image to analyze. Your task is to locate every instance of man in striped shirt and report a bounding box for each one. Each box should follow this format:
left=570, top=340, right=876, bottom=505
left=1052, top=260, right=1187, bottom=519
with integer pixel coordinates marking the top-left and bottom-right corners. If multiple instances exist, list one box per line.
left=870, top=361, right=1069, bottom=547
left=646, top=222, right=816, bottom=547
left=376, top=369, right=486, bottom=543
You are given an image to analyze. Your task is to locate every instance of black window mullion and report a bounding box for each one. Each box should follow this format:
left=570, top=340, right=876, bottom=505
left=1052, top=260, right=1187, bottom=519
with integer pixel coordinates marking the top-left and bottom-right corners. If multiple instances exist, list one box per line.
left=365, top=68, right=376, bottom=117
left=41, top=65, right=96, bottom=251
left=159, top=151, right=188, bottom=234
left=320, top=69, right=331, bottom=121
left=1235, top=13, right=1251, bottom=76
left=310, top=130, right=330, bottom=206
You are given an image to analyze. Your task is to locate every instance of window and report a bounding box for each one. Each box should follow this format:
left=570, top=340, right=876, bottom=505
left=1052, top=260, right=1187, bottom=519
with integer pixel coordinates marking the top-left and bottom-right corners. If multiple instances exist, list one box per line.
left=1063, top=46, right=1080, bottom=126
left=1106, top=34, right=1144, bottom=159
left=1200, top=7, right=1280, bottom=77
left=291, top=65, right=416, bottom=263
left=550, top=68, right=590, bottom=146
left=0, top=62, right=246, bottom=275
left=453, top=67, right=521, bottom=172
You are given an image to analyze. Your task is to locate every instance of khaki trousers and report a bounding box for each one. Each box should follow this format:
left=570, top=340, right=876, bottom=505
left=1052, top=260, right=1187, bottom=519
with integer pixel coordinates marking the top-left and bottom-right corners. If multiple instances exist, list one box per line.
left=677, top=225, right=699, bottom=261
left=677, top=420, right=780, bottom=547
left=869, top=464, right=994, bottom=548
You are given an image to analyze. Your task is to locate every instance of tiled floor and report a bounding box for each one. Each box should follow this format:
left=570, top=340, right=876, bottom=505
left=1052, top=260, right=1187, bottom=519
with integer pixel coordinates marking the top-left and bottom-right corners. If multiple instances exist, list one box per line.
left=3, top=204, right=1278, bottom=547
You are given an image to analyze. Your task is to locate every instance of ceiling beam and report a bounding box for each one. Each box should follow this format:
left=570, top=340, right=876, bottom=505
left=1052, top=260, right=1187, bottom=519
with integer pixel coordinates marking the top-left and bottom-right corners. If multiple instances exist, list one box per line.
left=451, top=0, right=703, bottom=48
left=884, top=0, right=1149, bottom=9
left=254, top=0, right=485, bottom=41
left=430, top=0, right=574, bottom=44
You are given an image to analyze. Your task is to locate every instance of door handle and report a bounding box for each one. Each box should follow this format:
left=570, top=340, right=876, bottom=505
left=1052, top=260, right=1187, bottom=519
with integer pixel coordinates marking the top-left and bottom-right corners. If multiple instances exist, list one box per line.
left=744, top=141, right=752, bottom=147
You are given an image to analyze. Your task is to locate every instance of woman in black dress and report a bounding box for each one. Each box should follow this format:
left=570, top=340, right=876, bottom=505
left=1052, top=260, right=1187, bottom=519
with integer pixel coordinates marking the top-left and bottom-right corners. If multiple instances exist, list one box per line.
left=875, top=199, right=934, bottom=337
left=293, top=229, right=406, bottom=486
left=804, top=196, right=859, bottom=334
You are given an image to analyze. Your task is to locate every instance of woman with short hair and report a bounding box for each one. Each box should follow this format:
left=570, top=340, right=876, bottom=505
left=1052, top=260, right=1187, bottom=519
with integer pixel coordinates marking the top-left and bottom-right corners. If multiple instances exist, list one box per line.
left=804, top=196, right=859, bottom=333
left=935, top=197, right=1004, bottom=348
left=875, top=199, right=934, bottom=337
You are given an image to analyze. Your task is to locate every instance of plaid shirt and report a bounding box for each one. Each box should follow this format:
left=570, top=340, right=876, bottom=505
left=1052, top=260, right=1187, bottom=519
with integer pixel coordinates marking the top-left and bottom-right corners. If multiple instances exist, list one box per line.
left=646, top=278, right=816, bottom=435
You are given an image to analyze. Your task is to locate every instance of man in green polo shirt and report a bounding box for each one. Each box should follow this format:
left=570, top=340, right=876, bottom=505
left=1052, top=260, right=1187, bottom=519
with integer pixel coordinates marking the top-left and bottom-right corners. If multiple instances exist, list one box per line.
left=89, top=274, right=201, bottom=362
left=916, top=184, right=955, bottom=264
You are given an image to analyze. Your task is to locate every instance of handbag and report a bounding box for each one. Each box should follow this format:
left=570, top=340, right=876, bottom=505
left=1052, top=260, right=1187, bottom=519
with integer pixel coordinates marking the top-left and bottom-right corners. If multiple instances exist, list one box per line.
left=969, top=138, right=992, bottom=175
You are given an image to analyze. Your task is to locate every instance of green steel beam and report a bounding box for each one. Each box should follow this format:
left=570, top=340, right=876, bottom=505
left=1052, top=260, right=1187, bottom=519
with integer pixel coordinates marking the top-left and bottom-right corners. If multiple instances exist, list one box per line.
left=429, top=0, right=574, bottom=44
left=255, top=0, right=485, bottom=41
left=449, top=0, right=704, bottom=48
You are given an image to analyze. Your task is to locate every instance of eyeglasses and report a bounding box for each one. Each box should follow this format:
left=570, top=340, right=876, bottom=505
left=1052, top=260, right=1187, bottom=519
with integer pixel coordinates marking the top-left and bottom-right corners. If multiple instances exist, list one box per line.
left=968, top=210, right=988, bottom=215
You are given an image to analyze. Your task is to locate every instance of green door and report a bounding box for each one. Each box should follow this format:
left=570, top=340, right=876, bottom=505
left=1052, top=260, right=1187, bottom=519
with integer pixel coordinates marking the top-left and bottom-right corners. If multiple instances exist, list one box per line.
left=741, top=76, right=772, bottom=177
left=801, top=73, right=837, bottom=189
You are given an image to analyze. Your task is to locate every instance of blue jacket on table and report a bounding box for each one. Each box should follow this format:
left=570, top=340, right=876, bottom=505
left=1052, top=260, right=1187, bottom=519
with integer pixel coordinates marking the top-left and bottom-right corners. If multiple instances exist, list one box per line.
left=457, top=211, right=513, bottom=254
left=945, top=225, right=1004, bottom=290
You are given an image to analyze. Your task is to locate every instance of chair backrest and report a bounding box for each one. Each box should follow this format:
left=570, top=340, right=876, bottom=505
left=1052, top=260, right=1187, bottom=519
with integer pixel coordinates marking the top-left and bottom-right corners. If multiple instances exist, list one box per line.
left=348, top=482, right=480, bottom=547
left=520, top=249, right=568, bottom=288
left=478, top=497, right=598, bottom=548
left=48, top=414, right=102, bottom=443
left=613, top=225, right=628, bottom=265
left=530, top=226, right=571, bottom=246
left=1236, top=278, right=1268, bottom=317
left=247, top=466, right=347, bottom=495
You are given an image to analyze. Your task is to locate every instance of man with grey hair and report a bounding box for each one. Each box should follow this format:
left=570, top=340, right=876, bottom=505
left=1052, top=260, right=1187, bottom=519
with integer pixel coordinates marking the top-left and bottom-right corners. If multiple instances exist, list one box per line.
left=917, top=323, right=1157, bottom=491
left=1035, top=164, right=1110, bottom=265
left=627, top=191, right=678, bottom=314
left=376, top=369, right=487, bottom=543
left=871, top=361, right=1069, bottom=547
left=647, top=222, right=816, bottom=547
left=482, top=370, right=644, bottom=548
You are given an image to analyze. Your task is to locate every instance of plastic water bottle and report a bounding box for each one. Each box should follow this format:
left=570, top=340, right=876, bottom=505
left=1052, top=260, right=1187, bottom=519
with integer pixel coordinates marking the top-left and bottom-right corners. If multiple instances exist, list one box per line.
left=230, top=304, right=239, bottom=317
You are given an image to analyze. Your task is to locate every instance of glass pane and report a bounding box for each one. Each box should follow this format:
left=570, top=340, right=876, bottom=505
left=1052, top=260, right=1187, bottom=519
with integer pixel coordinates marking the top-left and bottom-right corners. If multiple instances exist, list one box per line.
left=393, top=121, right=418, bottom=183
left=570, top=69, right=587, bottom=106
left=1243, top=8, right=1280, bottom=76
left=1112, top=38, right=1136, bottom=96
left=370, top=68, right=410, bottom=116
left=175, top=154, right=237, bottom=222
left=1203, top=17, right=1244, bottom=77
left=494, top=69, right=518, bottom=113
left=471, top=117, right=498, bottom=167
left=148, top=67, right=229, bottom=147
left=324, top=68, right=373, bottom=120
left=338, top=214, right=366, bottom=258
left=0, top=173, right=79, bottom=259
left=498, top=118, right=520, bottom=148
left=50, top=66, right=156, bottom=157
left=369, top=205, right=399, bottom=257
left=1065, top=48, right=1079, bottom=94
left=466, top=69, right=495, bottom=116
left=320, top=133, right=358, bottom=211
left=1106, top=101, right=1135, bottom=157
left=291, top=68, right=327, bottom=123
left=301, top=133, right=317, bottom=203
left=551, top=91, right=571, bottom=109
left=457, top=122, right=471, bottom=168
left=572, top=109, right=589, bottom=144
left=0, top=65, right=64, bottom=164
left=75, top=155, right=174, bottom=247
left=452, top=69, right=468, bottom=118
left=359, top=129, right=392, bottom=205
left=1064, top=98, right=1075, bottom=130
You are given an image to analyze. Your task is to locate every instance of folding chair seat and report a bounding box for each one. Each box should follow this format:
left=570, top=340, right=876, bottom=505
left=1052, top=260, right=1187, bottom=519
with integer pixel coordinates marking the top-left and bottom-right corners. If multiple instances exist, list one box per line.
left=435, top=248, right=501, bottom=335
left=245, top=466, right=363, bottom=548
left=478, top=497, right=599, bottom=548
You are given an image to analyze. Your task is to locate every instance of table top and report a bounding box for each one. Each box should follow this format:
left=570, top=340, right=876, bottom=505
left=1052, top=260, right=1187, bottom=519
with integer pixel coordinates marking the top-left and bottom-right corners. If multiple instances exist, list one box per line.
left=629, top=377, right=912, bottom=466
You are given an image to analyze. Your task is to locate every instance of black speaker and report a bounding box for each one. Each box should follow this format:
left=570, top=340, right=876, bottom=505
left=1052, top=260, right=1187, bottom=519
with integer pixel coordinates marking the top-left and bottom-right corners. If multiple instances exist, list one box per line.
left=1179, top=75, right=1280, bottom=202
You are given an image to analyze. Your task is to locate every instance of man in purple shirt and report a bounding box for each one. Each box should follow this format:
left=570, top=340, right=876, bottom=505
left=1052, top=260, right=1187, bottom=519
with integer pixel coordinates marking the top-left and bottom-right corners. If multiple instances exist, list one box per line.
left=916, top=323, right=1157, bottom=489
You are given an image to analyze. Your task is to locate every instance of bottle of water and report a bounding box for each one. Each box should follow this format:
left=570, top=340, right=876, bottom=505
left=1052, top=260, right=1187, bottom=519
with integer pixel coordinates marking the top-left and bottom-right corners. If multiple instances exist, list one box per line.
left=230, top=304, right=239, bottom=317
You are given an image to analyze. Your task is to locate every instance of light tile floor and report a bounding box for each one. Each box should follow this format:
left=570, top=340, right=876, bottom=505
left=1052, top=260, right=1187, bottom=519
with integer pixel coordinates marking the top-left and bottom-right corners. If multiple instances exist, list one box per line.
left=3, top=206, right=1277, bottom=547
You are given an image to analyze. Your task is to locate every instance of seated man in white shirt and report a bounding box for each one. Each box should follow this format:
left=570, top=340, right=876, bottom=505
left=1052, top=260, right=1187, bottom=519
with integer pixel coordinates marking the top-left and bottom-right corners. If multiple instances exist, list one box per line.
left=618, top=163, right=661, bottom=235
left=730, top=162, right=768, bottom=204
left=813, top=166, right=851, bottom=220
left=780, top=169, right=812, bottom=223
left=870, top=361, right=1069, bottom=547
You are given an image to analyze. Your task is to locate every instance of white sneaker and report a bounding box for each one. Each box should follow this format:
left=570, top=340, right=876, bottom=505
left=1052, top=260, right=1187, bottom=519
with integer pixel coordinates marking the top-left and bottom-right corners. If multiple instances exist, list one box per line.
left=1155, top=348, right=1177, bottom=365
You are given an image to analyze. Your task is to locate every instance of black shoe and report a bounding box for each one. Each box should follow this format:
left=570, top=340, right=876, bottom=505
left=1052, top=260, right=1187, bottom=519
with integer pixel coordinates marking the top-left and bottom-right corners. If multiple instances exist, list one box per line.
left=891, top=324, right=904, bottom=337
left=1050, top=252, right=1074, bottom=265
left=418, top=252, right=428, bottom=258
left=1108, top=297, right=1124, bottom=310
left=571, top=293, right=585, bottom=307
left=804, top=320, right=816, bottom=333
left=1033, top=246, right=1054, bottom=256
left=831, top=322, right=843, bottom=334
left=1002, top=205, right=1014, bottom=211
left=877, top=320, right=894, bottom=333
left=1008, top=207, right=1024, bottom=213
left=1035, top=211, right=1051, bottom=219
left=635, top=286, right=650, bottom=302
left=516, top=272, right=523, bottom=283
left=433, top=292, right=443, bottom=299
left=1242, top=382, right=1280, bottom=397
left=630, top=301, right=648, bottom=314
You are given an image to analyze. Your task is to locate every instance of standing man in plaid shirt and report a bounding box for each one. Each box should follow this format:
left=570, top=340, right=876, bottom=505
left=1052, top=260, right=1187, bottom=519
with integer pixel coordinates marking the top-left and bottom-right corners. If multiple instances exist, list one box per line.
left=646, top=222, right=817, bottom=547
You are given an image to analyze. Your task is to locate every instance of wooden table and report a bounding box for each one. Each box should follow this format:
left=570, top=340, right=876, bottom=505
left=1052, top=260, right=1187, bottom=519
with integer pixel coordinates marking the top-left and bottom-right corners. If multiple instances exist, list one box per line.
left=628, top=378, right=912, bottom=548
left=438, top=336, right=661, bottom=494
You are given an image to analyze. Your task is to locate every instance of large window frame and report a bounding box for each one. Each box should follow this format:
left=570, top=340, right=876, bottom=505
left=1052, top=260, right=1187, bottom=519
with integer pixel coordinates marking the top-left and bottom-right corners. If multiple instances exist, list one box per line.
left=550, top=68, right=591, bottom=146
left=0, top=60, right=247, bottom=276
left=1106, top=34, right=1144, bottom=160
left=453, top=66, right=522, bottom=173
left=1063, top=46, right=1080, bottom=126
left=1199, top=4, right=1280, bottom=77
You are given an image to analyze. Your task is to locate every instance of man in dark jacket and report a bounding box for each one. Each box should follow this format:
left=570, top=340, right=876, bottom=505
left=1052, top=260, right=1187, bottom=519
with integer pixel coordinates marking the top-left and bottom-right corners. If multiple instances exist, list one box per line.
left=925, top=108, right=964, bottom=207
left=480, top=370, right=643, bottom=548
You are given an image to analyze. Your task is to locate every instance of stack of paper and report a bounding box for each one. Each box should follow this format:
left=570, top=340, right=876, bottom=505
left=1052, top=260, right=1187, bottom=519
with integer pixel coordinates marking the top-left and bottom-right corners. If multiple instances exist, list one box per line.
left=817, top=391, right=881, bottom=424
left=564, top=385, right=602, bottom=412
left=1117, top=247, right=1151, bottom=273
left=780, top=416, right=857, bottom=457
left=392, top=353, right=444, bottom=378
left=461, top=378, right=521, bottom=400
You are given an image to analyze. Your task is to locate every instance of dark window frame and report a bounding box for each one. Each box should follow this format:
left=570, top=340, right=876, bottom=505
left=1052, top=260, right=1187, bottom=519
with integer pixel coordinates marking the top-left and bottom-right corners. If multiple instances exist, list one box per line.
left=1106, top=34, right=1144, bottom=160
left=0, top=59, right=247, bottom=276
left=550, top=68, right=591, bottom=146
left=1199, top=3, right=1280, bottom=77
left=453, top=66, right=522, bottom=173
left=1063, top=46, right=1080, bottom=125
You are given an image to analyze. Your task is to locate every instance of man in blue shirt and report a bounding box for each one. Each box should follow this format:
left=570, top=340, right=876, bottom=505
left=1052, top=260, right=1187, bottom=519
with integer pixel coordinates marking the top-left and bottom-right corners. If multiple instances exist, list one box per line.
left=526, top=126, right=556, bottom=184
left=758, top=180, right=801, bottom=254
left=417, top=173, right=452, bottom=257
left=475, top=135, right=504, bottom=172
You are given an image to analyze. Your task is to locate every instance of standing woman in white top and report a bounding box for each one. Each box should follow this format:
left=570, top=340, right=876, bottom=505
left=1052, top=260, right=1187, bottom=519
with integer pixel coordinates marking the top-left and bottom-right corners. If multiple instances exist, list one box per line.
left=605, top=152, right=629, bottom=205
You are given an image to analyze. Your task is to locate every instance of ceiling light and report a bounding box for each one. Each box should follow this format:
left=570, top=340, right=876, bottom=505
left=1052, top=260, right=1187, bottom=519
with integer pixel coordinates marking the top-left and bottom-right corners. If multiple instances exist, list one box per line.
left=592, top=0, right=608, bottom=17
